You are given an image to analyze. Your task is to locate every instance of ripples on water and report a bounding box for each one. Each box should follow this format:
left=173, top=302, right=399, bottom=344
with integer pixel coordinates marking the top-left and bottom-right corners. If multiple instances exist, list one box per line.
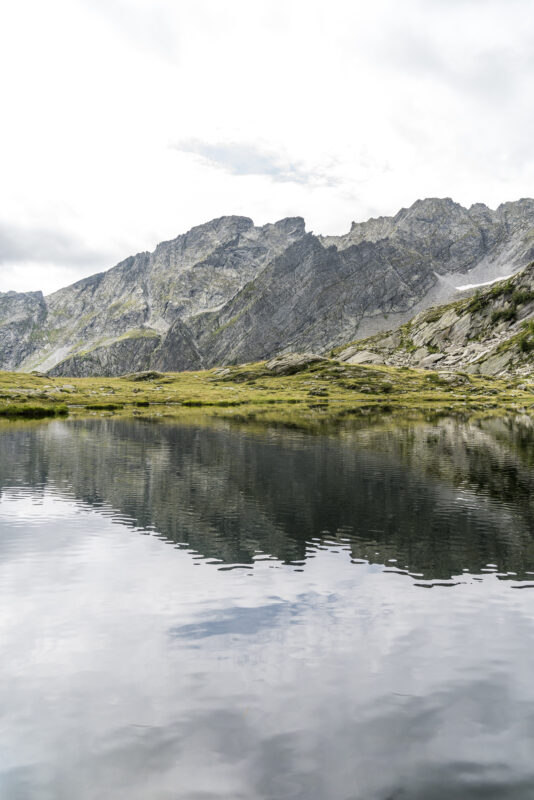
left=2, top=416, right=534, bottom=799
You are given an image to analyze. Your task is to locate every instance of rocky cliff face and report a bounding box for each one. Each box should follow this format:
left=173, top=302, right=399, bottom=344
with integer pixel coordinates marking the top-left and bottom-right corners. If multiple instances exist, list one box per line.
left=337, top=261, right=534, bottom=377
left=0, top=290, right=47, bottom=370
left=1, top=198, right=534, bottom=377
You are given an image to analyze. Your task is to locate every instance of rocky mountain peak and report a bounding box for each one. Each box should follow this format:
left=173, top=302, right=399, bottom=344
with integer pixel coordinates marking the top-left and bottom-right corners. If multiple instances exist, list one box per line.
left=0, top=289, right=44, bottom=302
left=153, top=215, right=254, bottom=261
left=269, top=216, right=306, bottom=236
left=182, top=214, right=254, bottom=239
left=496, top=198, right=534, bottom=231
left=400, top=196, right=459, bottom=215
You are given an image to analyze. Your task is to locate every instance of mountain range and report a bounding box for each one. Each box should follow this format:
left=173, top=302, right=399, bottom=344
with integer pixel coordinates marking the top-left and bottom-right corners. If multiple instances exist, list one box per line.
left=1, top=197, right=534, bottom=377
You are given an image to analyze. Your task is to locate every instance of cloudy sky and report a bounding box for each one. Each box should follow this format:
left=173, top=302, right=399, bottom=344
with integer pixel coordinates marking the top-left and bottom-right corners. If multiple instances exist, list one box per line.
left=1, top=0, right=534, bottom=294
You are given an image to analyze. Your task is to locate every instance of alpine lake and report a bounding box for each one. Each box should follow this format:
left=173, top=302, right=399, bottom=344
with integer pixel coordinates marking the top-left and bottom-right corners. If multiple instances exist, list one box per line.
left=2, top=367, right=534, bottom=799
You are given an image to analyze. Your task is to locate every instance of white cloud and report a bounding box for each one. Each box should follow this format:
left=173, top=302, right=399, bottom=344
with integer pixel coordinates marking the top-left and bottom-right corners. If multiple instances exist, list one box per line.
left=172, top=139, right=339, bottom=186
left=0, top=0, right=533, bottom=294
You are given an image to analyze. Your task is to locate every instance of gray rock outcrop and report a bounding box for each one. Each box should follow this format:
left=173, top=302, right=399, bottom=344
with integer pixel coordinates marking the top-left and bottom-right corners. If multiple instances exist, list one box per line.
left=265, top=352, right=325, bottom=375
left=337, top=261, right=534, bottom=377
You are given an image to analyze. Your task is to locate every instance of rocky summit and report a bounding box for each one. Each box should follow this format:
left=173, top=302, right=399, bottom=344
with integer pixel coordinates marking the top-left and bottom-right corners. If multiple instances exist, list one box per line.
left=1, top=197, right=534, bottom=377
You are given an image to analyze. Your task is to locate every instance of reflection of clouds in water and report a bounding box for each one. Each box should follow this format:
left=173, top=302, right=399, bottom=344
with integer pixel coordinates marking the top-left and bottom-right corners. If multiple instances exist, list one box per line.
left=168, top=599, right=304, bottom=640
left=2, top=494, right=534, bottom=797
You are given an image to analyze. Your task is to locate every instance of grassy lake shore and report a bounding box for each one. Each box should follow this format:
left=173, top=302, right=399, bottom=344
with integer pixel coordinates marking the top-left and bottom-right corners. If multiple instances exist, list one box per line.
left=1, top=359, right=534, bottom=429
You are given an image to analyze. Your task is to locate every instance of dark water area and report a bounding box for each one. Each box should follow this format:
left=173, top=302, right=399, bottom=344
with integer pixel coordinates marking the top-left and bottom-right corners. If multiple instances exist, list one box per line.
left=2, top=415, right=534, bottom=799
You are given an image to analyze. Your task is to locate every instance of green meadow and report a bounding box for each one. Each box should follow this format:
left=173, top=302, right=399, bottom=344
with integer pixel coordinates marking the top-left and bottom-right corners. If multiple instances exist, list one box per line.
left=1, top=359, right=533, bottom=430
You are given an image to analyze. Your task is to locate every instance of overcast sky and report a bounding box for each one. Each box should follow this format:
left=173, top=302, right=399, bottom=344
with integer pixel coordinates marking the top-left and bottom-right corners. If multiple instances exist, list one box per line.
left=1, top=0, right=534, bottom=295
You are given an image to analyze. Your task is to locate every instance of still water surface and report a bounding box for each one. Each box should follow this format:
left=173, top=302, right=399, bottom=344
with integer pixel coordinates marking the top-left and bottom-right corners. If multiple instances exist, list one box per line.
left=2, top=416, right=534, bottom=799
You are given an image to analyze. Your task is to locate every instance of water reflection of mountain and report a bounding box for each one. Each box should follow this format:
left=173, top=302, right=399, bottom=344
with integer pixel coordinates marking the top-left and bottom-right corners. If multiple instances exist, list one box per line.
left=1, top=416, right=534, bottom=579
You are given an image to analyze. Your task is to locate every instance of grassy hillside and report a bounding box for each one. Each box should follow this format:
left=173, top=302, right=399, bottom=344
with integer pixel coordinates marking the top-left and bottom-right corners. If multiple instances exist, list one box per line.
left=1, top=357, right=533, bottom=429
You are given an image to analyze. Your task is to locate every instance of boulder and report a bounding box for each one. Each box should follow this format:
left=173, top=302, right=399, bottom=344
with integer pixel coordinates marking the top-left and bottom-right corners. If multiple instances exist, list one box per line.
left=345, top=350, right=384, bottom=365
left=265, top=353, right=325, bottom=375
left=122, top=370, right=166, bottom=381
left=419, top=353, right=445, bottom=368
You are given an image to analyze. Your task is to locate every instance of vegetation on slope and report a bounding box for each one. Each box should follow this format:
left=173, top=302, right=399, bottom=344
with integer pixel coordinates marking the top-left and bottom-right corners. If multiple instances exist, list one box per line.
left=1, top=357, right=533, bottom=428
left=333, top=262, right=534, bottom=376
